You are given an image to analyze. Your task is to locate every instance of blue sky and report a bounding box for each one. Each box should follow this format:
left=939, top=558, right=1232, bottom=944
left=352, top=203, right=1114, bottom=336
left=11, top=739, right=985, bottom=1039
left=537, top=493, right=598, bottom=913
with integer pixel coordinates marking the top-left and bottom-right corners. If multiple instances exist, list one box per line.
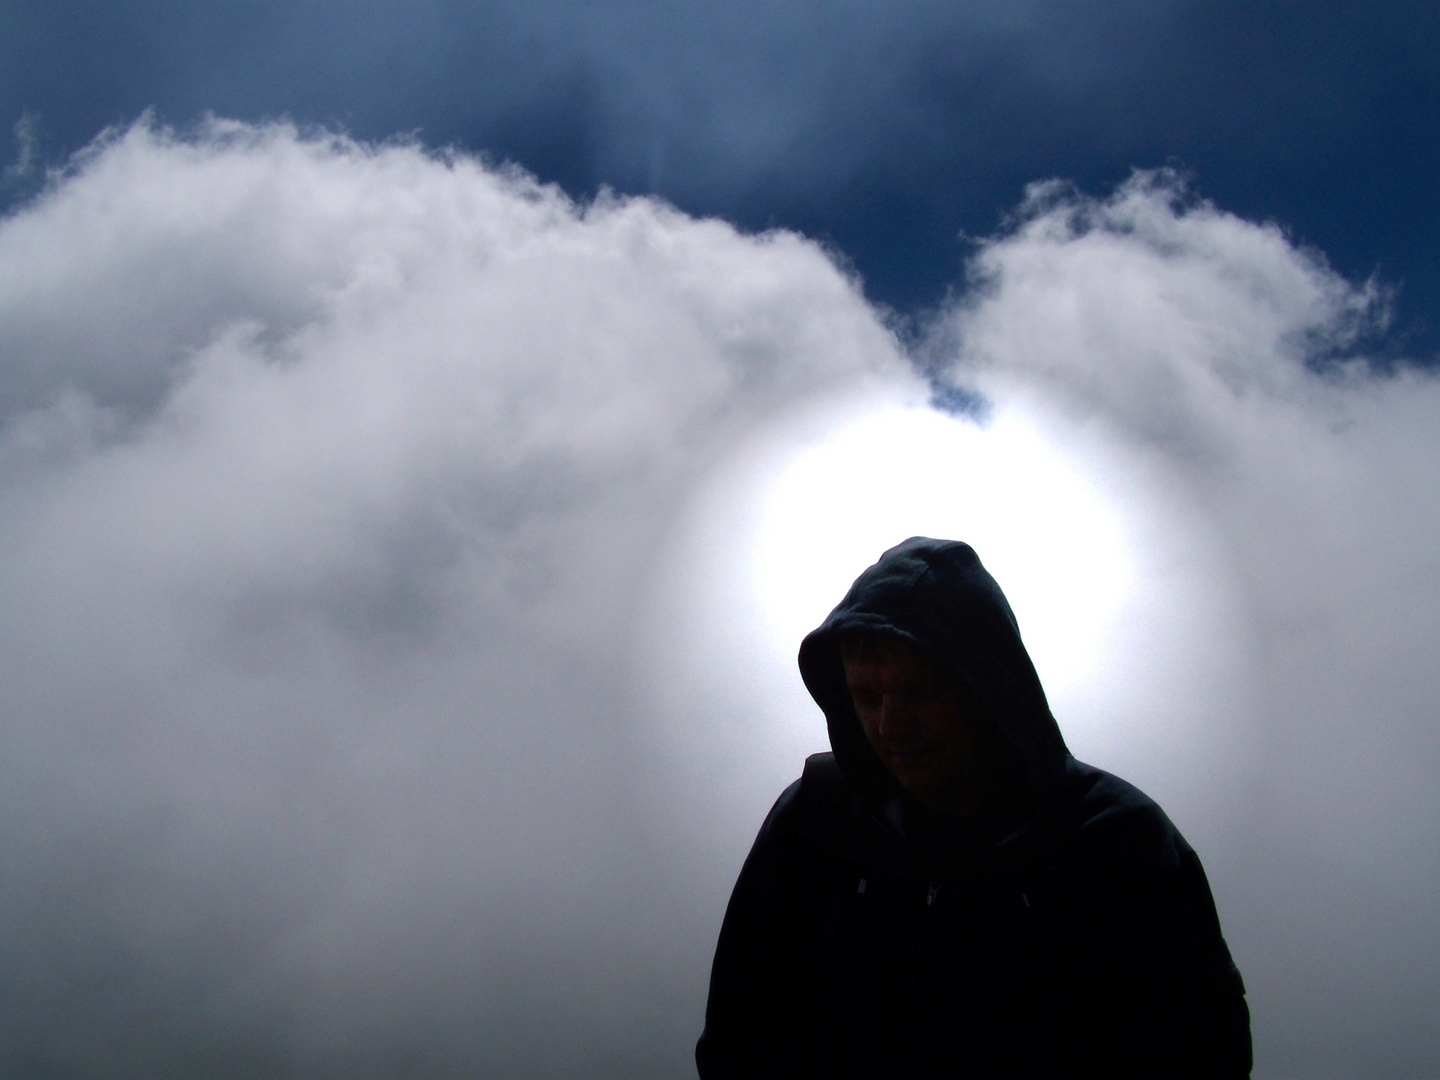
left=5, top=0, right=1439, bottom=342
left=2, top=4, right=1439, bottom=1079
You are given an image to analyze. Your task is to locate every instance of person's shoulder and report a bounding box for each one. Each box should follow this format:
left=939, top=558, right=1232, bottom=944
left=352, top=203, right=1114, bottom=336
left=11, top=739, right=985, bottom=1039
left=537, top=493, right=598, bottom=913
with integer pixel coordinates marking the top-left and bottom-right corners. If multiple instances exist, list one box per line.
left=1058, top=757, right=1193, bottom=867
left=750, top=752, right=857, bottom=855
left=765, top=750, right=846, bottom=818
left=751, top=752, right=823, bottom=829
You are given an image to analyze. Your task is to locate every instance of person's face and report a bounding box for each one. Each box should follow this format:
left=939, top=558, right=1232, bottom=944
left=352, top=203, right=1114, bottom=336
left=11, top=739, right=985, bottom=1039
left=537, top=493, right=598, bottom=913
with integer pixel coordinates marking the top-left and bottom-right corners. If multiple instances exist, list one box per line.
left=842, top=638, right=1002, bottom=815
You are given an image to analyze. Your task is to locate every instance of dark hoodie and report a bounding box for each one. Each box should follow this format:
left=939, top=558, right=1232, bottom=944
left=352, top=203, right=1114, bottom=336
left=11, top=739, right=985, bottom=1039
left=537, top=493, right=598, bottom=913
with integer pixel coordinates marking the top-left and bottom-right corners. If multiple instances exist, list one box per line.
left=696, top=538, right=1251, bottom=1078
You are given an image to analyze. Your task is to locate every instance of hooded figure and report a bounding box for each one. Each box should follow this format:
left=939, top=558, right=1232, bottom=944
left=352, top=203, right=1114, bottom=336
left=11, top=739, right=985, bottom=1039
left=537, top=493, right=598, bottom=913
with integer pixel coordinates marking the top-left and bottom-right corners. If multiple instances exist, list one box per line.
left=696, top=538, right=1251, bottom=1078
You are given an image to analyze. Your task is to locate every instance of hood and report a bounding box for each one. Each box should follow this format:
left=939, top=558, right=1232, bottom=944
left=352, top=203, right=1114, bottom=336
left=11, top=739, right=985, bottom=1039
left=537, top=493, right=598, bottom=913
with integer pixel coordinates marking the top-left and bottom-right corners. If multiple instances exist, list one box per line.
left=798, top=537, right=1069, bottom=817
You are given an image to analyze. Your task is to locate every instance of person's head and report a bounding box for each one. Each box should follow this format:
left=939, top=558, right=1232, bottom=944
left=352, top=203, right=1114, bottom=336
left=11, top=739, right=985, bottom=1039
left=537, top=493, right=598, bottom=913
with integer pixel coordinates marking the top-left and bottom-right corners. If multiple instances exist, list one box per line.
left=840, top=632, right=1018, bottom=816
left=800, top=538, right=1068, bottom=818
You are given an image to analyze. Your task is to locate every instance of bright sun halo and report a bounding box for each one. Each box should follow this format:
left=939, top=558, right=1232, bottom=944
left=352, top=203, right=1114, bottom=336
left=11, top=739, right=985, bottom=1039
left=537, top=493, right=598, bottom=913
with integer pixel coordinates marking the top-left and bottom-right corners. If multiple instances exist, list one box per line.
left=639, top=385, right=1248, bottom=838
left=741, top=397, right=1137, bottom=700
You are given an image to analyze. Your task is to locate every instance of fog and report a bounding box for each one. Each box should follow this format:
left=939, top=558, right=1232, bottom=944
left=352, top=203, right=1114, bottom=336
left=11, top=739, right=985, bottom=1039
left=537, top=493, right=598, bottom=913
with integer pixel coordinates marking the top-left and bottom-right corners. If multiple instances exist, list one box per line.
left=0, top=122, right=1437, bottom=1077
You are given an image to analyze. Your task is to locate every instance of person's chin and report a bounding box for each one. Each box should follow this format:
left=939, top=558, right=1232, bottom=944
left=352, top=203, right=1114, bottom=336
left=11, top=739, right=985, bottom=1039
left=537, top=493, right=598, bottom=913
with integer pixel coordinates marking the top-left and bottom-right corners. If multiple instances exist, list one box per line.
left=887, top=755, right=940, bottom=788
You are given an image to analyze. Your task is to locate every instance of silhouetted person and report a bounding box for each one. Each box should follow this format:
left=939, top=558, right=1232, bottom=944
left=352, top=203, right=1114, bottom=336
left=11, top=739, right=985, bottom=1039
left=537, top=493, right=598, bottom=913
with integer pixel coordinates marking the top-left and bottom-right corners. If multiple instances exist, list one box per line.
left=697, top=537, right=1251, bottom=1078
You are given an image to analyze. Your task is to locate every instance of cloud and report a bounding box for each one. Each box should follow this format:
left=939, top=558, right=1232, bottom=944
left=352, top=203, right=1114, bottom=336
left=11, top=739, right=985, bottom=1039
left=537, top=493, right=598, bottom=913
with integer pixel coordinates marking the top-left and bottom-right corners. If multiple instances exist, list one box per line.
left=934, top=172, right=1440, bottom=1076
left=2, top=123, right=1438, bottom=1079
left=0, top=118, right=902, bottom=1077
left=632, top=170, right=1440, bottom=1080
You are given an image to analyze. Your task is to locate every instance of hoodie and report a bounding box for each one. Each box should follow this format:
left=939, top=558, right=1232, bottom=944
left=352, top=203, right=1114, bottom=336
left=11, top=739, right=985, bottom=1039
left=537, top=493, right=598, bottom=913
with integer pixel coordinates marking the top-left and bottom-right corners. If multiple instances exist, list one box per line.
left=697, top=537, right=1251, bottom=1078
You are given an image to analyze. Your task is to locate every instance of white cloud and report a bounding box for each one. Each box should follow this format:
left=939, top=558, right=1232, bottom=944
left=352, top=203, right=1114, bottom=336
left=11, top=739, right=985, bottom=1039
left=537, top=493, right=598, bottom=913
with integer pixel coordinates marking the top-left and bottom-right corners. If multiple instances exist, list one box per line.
left=938, top=172, right=1440, bottom=1077
left=2, top=126, right=1437, bottom=1080
left=0, top=118, right=903, bottom=1076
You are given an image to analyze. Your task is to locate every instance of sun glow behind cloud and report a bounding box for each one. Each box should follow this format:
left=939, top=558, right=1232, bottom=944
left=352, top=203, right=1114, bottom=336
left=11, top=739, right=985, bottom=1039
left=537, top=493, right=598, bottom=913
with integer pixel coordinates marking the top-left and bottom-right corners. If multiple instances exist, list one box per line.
left=635, top=379, right=1256, bottom=857
left=745, top=399, right=1135, bottom=700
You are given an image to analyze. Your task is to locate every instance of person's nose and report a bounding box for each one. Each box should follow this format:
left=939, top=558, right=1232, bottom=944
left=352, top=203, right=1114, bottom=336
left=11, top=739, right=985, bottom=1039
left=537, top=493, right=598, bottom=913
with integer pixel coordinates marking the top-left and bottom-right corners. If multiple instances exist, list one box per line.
left=877, top=694, right=914, bottom=739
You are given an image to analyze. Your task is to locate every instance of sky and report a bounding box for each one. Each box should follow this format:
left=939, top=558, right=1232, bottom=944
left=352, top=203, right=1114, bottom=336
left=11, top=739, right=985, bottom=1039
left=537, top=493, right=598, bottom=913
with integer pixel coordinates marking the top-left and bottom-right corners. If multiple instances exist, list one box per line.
left=2, top=3, right=1439, bottom=1078
left=5, top=0, right=1440, bottom=346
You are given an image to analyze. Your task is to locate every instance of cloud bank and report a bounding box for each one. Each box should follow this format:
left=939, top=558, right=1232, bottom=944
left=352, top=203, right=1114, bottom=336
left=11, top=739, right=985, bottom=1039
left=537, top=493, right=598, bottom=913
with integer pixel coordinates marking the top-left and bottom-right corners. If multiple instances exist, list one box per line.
left=0, top=119, right=902, bottom=1078
left=1, top=123, right=1437, bottom=1078
left=938, top=175, right=1440, bottom=1076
